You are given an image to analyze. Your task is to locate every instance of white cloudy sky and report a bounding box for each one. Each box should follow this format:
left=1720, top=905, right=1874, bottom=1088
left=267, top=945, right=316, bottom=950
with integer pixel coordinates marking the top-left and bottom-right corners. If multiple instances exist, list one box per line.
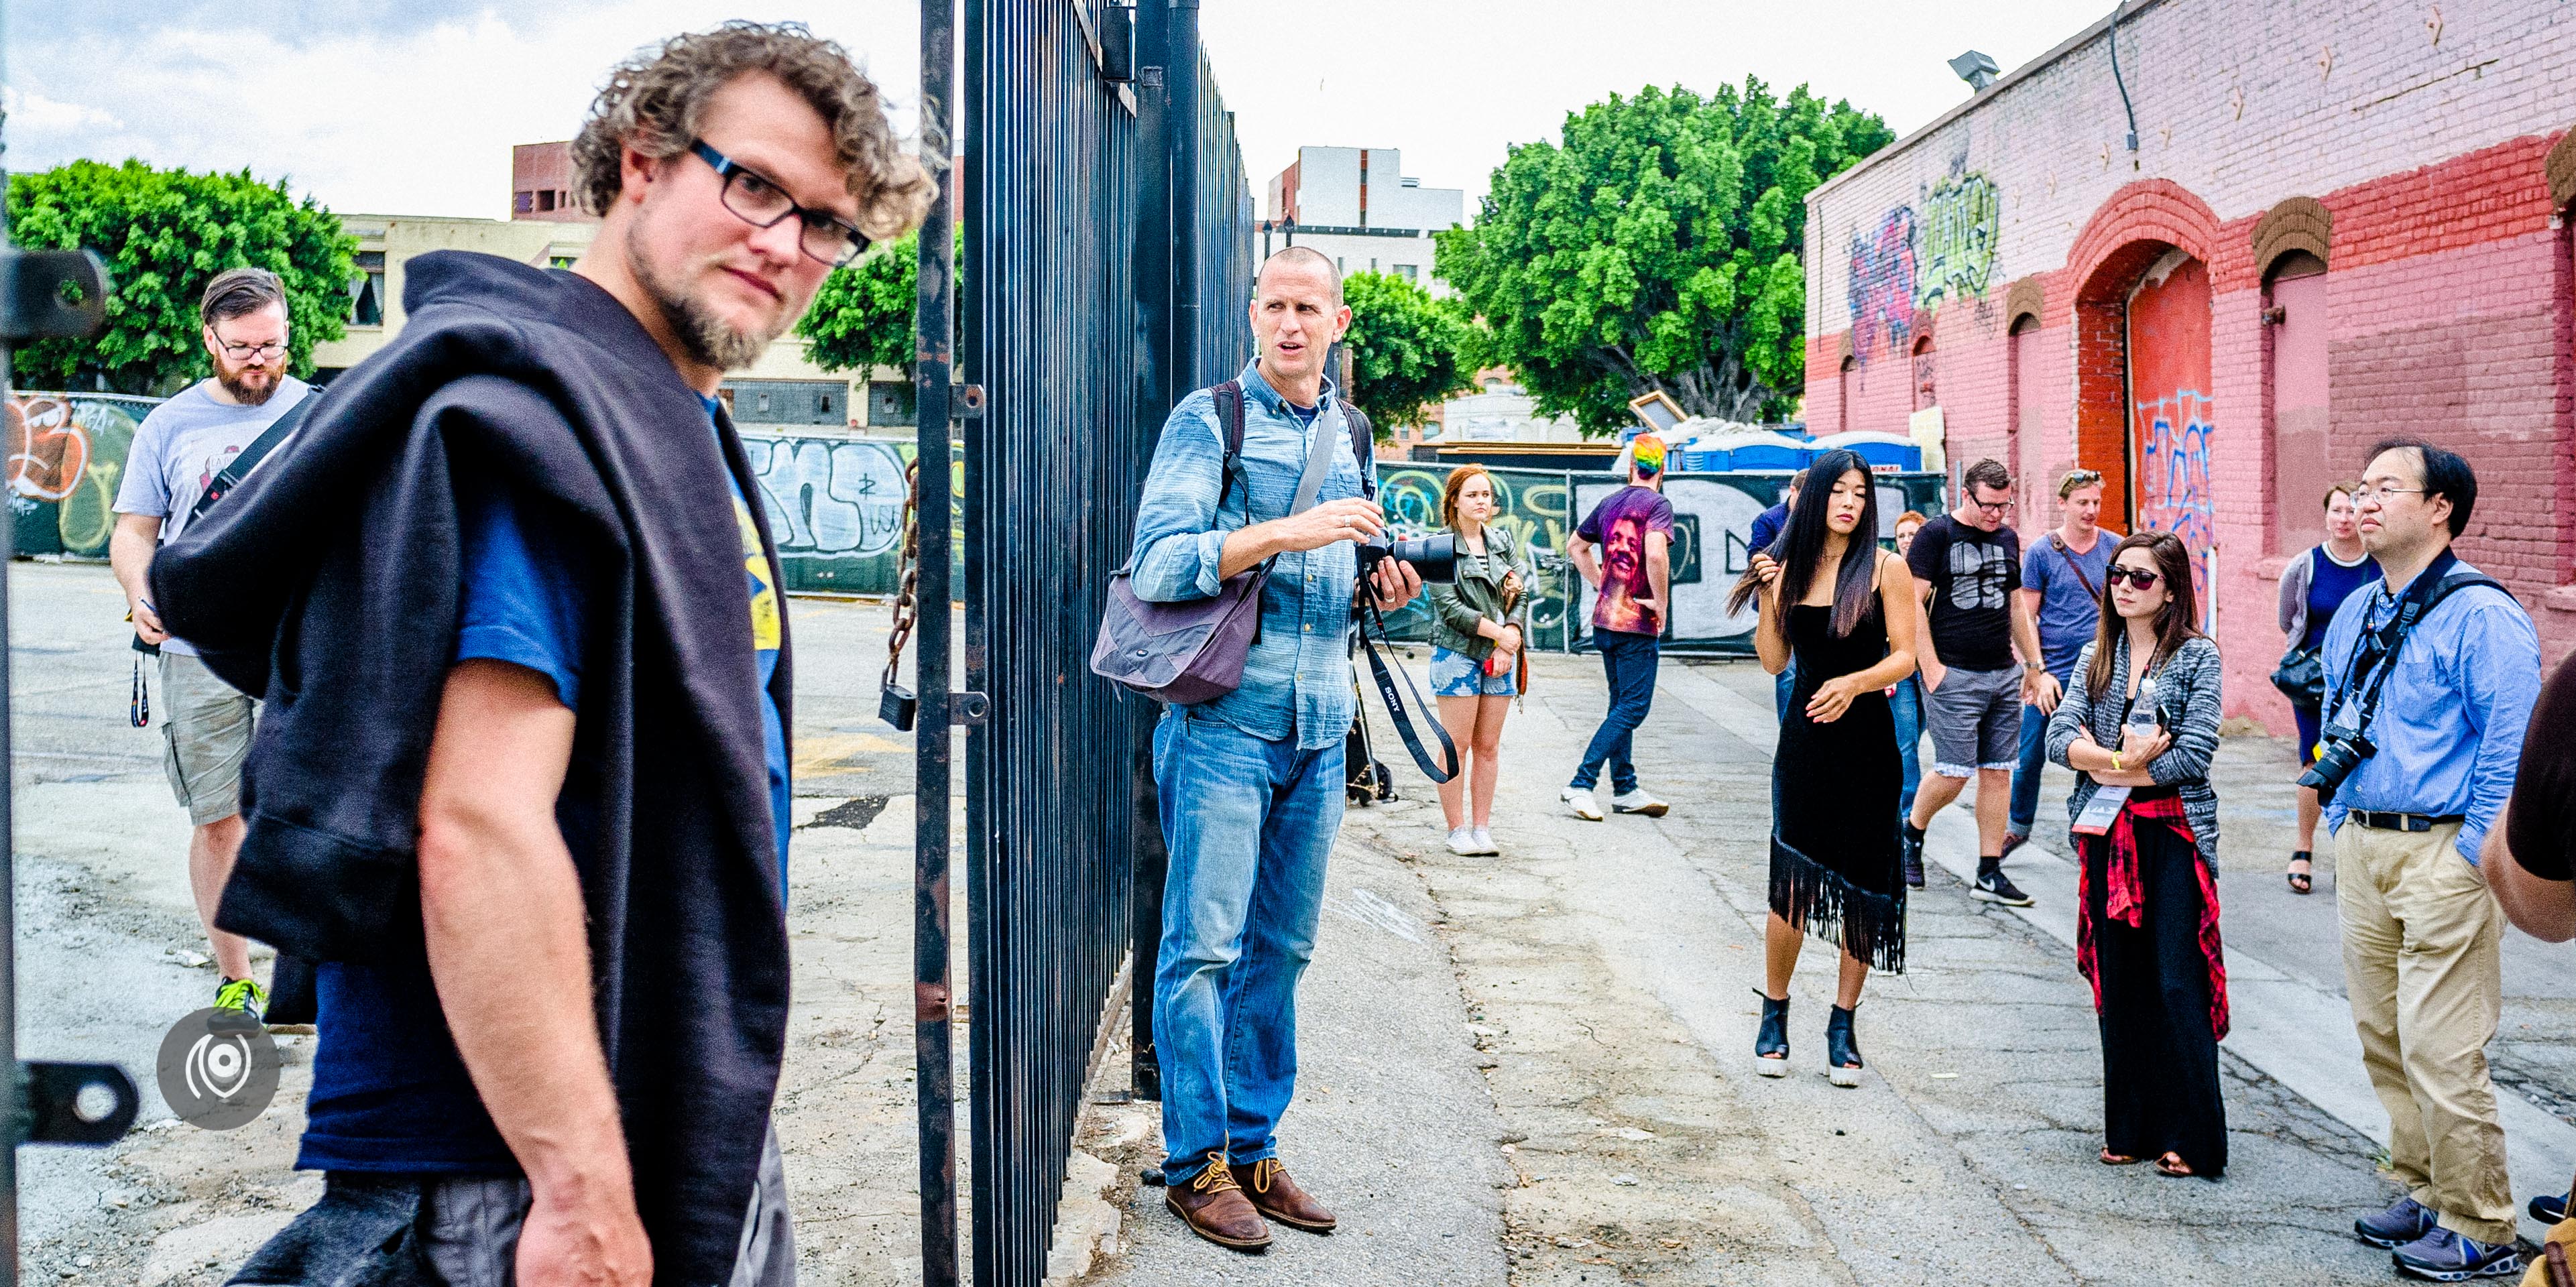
left=10, top=1, right=2114, bottom=221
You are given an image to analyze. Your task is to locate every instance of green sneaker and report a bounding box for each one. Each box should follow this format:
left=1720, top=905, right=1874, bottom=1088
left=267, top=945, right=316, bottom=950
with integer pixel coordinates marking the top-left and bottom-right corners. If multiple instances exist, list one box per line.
left=213, top=977, right=268, bottom=1023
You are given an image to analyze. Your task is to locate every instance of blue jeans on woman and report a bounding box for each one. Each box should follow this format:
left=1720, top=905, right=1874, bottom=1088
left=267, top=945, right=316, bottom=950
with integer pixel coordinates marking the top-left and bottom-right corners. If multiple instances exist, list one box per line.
left=1151, top=707, right=1342, bottom=1182
left=1891, top=674, right=1924, bottom=822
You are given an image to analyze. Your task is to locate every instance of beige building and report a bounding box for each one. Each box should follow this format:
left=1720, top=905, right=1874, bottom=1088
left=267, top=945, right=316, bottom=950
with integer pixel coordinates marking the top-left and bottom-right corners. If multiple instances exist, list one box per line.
left=310, top=211, right=899, bottom=430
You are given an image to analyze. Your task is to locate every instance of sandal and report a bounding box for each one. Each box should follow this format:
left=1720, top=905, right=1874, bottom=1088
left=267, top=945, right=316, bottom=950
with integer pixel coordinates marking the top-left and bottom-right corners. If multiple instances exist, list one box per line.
left=2098, top=1149, right=2143, bottom=1166
left=2286, top=851, right=2313, bottom=895
left=1754, top=993, right=1789, bottom=1078
left=2154, top=1152, right=2195, bottom=1178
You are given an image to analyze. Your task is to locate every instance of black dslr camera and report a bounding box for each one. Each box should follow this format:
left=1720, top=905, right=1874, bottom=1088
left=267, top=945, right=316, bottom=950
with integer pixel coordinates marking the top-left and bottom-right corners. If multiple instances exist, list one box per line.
left=1355, top=532, right=1459, bottom=584
left=2296, top=723, right=2376, bottom=804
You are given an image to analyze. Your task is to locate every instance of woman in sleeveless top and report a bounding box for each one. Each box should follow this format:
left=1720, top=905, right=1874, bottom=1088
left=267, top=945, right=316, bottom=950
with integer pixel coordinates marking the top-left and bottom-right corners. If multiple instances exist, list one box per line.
left=1729, top=450, right=1920, bottom=1087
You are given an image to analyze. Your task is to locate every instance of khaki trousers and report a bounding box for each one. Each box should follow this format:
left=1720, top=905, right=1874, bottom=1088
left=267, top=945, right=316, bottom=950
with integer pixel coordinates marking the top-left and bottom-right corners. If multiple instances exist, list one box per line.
left=2335, top=819, right=2515, bottom=1245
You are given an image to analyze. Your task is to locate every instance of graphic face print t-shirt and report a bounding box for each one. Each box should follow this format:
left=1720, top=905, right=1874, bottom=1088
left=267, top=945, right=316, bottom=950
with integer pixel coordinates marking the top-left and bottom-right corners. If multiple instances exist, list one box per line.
left=1577, top=485, right=1675, bottom=637
left=1905, top=513, right=2022, bottom=672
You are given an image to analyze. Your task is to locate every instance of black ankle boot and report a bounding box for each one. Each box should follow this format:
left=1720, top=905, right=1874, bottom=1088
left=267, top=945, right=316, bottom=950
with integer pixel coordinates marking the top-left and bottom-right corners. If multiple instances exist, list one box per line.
left=1825, top=1004, right=1863, bottom=1087
left=1755, top=994, right=1790, bottom=1077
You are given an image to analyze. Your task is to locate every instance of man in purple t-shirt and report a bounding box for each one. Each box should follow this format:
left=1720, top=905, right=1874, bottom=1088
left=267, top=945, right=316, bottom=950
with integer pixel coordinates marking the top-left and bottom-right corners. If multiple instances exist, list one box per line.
left=1562, top=436, right=1676, bottom=820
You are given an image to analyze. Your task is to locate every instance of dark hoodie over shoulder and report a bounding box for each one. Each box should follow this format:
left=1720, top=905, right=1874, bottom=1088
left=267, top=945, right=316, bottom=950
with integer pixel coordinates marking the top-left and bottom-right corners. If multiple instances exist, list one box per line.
left=151, top=250, right=793, bottom=1285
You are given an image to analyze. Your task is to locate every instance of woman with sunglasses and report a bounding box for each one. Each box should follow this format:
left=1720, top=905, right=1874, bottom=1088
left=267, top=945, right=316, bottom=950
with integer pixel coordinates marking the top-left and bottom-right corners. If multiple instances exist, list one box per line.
left=2046, top=532, right=2229, bottom=1178
left=1732, top=450, right=1919, bottom=1087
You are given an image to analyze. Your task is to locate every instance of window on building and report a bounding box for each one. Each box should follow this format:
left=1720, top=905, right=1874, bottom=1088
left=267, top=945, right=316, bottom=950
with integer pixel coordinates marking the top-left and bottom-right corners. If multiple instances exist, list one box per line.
left=536, top=190, right=558, bottom=212
left=514, top=190, right=533, bottom=214
left=1395, top=263, right=1417, bottom=281
left=548, top=255, right=578, bottom=270
left=348, top=251, right=386, bottom=326
left=2266, top=249, right=2330, bottom=554
left=2009, top=316, right=2039, bottom=509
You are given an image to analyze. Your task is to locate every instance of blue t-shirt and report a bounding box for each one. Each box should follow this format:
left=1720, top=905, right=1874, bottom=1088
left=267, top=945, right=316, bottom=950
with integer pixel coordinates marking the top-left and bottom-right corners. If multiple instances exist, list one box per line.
left=301, top=401, right=790, bottom=1174
left=1749, top=502, right=1789, bottom=555
left=2020, top=530, right=2115, bottom=682
left=2302, top=544, right=2379, bottom=652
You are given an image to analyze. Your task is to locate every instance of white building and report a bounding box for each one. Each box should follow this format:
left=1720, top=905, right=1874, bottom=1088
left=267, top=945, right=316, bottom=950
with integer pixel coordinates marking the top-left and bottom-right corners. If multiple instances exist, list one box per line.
left=1262, top=145, right=1464, bottom=294
left=1436, top=373, right=1583, bottom=444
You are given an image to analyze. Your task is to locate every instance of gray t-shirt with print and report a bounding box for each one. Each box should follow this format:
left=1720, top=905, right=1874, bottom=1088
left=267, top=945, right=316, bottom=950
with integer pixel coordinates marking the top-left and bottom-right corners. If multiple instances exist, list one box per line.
left=113, top=377, right=312, bottom=655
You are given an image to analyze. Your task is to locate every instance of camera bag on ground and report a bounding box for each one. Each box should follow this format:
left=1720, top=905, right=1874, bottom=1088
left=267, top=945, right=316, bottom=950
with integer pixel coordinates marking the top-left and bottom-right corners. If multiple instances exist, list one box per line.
left=1090, top=380, right=1370, bottom=703
left=2301, top=552, right=2507, bottom=802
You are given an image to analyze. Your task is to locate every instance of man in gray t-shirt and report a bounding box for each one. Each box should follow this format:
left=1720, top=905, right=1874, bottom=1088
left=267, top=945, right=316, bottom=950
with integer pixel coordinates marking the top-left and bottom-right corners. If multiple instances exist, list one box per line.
left=109, top=267, right=310, bottom=1023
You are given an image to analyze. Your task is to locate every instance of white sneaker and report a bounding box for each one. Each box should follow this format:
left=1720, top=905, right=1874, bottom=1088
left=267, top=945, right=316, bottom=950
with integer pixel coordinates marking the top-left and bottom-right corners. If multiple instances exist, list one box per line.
left=1611, top=788, right=1669, bottom=817
left=1563, top=788, right=1604, bottom=822
left=1447, top=826, right=1481, bottom=856
left=1472, top=826, right=1498, bottom=855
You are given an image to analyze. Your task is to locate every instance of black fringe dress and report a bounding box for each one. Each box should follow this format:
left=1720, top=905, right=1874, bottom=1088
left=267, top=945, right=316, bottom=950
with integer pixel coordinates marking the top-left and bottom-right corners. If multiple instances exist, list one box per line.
left=1769, top=602, right=1906, bottom=972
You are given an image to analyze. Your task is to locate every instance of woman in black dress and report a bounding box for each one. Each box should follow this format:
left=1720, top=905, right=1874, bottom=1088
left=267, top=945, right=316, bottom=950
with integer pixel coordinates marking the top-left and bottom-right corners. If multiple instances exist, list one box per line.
left=1731, top=450, right=1920, bottom=1086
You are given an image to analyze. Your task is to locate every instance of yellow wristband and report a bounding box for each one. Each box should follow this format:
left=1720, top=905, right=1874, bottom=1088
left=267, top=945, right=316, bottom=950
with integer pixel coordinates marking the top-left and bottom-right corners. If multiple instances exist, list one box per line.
left=2111, top=752, right=2124, bottom=772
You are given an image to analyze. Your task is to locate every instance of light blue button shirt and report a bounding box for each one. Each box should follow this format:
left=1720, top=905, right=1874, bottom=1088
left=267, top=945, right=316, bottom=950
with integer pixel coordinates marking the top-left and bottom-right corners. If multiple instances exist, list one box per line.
left=2319, top=558, right=2540, bottom=863
left=1128, top=361, right=1371, bottom=749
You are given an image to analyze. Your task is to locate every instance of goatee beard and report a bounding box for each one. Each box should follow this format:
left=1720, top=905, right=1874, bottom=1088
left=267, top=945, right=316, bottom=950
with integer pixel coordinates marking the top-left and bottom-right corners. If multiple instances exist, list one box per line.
left=629, top=241, right=782, bottom=373
left=217, top=369, right=278, bottom=406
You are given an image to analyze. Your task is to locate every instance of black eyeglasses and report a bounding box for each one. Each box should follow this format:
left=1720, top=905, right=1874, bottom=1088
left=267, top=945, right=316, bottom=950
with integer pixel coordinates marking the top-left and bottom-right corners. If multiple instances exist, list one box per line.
left=2105, top=565, right=2162, bottom=589
left=689, top=140, right=871, bottom=267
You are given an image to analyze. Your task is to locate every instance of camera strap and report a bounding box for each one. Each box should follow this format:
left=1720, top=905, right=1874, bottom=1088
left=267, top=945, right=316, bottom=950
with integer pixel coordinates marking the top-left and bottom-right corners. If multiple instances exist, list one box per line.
left=2325, top=550, right=2505, bottom=733
left=1355, top=597, right=1459, bottom=784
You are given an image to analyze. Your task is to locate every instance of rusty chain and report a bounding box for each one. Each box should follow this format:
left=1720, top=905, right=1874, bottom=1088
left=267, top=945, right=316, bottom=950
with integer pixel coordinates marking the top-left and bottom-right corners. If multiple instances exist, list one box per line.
left=883, top=459, right=923, bottom=691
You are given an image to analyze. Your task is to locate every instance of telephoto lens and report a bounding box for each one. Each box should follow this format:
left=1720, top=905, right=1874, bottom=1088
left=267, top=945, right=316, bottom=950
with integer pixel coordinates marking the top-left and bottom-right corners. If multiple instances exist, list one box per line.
left=1357, top=532, right=1458, bottom=584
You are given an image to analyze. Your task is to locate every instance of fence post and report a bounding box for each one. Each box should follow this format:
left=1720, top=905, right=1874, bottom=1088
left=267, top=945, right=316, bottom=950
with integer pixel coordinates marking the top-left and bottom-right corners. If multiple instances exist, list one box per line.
left=1127, top=0, right=1171, bottom=1107
left=912, top=0, right=960, bottom=1281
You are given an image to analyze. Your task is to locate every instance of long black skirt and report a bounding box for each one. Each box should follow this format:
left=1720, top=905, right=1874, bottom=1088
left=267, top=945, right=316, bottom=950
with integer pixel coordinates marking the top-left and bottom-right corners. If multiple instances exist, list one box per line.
left=2084, top=822, right=2227, bottom=1176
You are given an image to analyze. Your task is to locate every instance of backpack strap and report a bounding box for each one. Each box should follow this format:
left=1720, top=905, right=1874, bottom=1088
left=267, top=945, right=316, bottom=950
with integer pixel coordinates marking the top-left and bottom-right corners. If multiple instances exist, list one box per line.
left=1343, top=404, right=1377, bottom=498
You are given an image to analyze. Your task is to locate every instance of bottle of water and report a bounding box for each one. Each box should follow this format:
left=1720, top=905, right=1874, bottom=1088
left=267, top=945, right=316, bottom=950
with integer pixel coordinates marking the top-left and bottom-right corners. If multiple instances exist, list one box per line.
left=2126, top=676, right=2162, bottom=739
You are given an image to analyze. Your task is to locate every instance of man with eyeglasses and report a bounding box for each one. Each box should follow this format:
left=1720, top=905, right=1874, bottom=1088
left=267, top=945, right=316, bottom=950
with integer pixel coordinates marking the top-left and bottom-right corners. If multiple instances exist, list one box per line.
left=2317, top=439, right=2538, bottom=1281
left=111, top=266, right=312, bottom=1026
left=1900, top=456, right=2049, bottom=904
left=160, top=23, right=932, bottom=1286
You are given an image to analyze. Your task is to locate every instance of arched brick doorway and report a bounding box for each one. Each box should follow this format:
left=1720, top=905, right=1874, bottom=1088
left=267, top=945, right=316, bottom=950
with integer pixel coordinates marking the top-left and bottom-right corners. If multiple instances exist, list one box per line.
left=2074, top=237, right=2216, bottom=625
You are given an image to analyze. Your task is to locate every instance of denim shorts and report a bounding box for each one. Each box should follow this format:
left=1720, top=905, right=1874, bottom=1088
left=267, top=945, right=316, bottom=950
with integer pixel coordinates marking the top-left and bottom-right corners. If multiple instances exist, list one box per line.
left=1429, top=646, right=1517, bottom=698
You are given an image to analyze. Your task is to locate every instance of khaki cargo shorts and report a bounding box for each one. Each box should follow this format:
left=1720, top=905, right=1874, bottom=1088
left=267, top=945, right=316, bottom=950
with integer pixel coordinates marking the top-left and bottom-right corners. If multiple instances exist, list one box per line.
left=158, top=651, right=255, bottom=825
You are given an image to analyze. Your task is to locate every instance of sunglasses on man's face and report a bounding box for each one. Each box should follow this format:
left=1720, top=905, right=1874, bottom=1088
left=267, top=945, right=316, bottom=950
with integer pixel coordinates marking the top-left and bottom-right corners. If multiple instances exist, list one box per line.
left=2105, top=565, right=2162, bottom=589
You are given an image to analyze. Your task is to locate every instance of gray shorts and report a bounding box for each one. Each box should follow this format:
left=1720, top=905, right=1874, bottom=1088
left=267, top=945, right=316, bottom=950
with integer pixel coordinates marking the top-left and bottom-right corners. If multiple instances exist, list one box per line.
left=160, top=650, right=255, bottom=825
left=231, top=1124, right=794, bottom=1286
left=1924, top=664, right=2022, bottom=778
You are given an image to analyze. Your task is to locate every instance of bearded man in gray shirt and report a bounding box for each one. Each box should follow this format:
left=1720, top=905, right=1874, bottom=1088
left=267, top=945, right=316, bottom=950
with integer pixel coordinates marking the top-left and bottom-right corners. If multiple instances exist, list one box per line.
left=110, top=267, right=314, bottom=1023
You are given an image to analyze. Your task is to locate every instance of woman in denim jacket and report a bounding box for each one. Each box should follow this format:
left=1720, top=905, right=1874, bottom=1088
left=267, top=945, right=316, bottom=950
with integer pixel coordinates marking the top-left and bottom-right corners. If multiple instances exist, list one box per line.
left=1425, top=466, right=1530, bottom=855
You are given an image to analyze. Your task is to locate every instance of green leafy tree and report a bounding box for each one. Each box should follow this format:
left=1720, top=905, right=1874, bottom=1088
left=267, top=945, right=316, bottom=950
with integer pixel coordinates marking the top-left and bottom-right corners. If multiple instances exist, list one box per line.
left=1436, top=79, right=1891, bottom=435
left=798, top=227, right=963, bottom=395
left=7, top=159, right=355, bottom=395
left=1341, top=270, right=1480, bottom=436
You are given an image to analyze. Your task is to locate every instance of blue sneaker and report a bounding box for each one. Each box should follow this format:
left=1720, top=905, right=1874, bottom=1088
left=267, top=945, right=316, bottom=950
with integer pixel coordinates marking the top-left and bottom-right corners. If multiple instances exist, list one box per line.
left=2390, top=1226, right=2522, bottom=1280
left=2532, top=1190, right=2569, bottom=1225
left=2355, top=1195, right=2439, bottom=1249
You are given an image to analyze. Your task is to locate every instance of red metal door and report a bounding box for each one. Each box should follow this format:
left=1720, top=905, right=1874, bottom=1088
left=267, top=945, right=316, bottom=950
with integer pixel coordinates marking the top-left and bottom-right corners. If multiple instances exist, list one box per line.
left=2127, top=253, right=2215, bottom=623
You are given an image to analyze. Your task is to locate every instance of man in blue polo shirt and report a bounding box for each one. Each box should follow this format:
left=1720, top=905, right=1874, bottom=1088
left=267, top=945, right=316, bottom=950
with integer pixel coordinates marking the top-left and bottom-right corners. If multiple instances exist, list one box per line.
left=2322, top=438, right=2539, bottom=1282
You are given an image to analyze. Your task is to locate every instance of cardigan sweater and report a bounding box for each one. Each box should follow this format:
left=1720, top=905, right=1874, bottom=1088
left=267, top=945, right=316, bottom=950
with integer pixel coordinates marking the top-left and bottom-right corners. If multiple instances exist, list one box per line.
left=2046, top=633, right=2225, bottom=871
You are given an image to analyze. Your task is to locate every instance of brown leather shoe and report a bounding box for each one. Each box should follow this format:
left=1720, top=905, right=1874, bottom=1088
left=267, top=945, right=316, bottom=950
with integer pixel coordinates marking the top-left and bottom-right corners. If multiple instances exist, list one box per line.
left=1165, top=1154, right=1270, bottom=1251
left=1236, top=1157, right=1336, bottom=1233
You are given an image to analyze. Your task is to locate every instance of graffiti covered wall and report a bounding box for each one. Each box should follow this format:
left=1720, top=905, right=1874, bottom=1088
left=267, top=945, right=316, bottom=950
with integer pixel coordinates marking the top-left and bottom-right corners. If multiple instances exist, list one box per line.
left=7, top=393, right=154, bottom=558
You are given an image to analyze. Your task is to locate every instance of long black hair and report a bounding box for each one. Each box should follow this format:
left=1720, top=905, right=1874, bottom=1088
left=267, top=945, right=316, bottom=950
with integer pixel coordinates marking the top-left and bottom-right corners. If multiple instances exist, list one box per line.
left=1726, top=448, right=1883, bottom=637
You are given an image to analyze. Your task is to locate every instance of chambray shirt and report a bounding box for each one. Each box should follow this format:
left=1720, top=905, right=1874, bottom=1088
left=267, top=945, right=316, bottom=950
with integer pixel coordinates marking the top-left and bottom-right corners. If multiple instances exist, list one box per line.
left=2319, top=557, right=2541, bottom=863
left=1128, top=361, right=1372, bottom=749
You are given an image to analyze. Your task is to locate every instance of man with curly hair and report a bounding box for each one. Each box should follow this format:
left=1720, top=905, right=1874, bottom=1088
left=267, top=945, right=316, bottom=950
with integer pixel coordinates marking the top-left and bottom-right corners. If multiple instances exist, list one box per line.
left=166, top=23, right=931, bottom=1287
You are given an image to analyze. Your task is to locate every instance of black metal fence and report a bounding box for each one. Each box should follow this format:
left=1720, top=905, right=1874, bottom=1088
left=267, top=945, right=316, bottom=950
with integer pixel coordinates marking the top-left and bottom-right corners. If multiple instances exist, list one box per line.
left=923, top=1, right=1254, bottom=1284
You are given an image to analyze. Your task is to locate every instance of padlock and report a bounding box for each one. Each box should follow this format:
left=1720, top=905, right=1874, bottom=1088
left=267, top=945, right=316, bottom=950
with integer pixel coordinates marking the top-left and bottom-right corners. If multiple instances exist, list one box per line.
left=879, top=683, right=919, bottom=731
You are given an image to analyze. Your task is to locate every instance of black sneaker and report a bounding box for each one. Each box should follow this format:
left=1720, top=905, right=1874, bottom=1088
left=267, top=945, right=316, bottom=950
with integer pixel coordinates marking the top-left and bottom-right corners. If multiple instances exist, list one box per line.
left=1971, top=867, right=2034, bottom=907
left=1900, top=827, right=1926, bottom=889
left=2530, top=1190, right=2569, bottom=1225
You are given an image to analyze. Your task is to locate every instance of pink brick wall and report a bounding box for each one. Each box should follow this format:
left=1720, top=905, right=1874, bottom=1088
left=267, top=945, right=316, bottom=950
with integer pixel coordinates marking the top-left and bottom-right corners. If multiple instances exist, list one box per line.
left=1801, top=0, right=2576, bottom=731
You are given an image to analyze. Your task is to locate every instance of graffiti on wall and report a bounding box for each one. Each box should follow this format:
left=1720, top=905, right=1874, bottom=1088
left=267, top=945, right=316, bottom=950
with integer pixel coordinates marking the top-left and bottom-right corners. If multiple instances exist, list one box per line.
left=1845, top=207, right=1917, bottom=366
left=2135, top=391, right=2218, bottom=631
left=744, top=436, right=911, bottom=559
left=7, top=393, right=147, bottom=559
left=1912, top=168, right=1999, bottom=310
left=1844, top=164, right=2001, bottom=366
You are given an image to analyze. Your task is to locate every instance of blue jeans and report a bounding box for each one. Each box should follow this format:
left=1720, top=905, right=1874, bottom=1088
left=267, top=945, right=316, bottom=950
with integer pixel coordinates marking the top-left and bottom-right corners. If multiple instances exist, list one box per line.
left=2008, top=700, right=2049, bottom=835
left=1151, top=708, right=1342, bottom=1181
left=1570, top=629, right=1659, bottom=793
left=1892, top=675, right=1924, bottom=822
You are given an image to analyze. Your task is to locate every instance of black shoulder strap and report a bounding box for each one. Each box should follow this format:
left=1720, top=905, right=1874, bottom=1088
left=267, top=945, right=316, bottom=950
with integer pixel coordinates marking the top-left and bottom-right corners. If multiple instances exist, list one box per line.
left=1344, top=404, right=1377, bottom=498
left=188, top=387, right=318, bottom=523
left=2337, top=566, right=2512, bottom=725
left=1214, top=380, right=1246, bottom=461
